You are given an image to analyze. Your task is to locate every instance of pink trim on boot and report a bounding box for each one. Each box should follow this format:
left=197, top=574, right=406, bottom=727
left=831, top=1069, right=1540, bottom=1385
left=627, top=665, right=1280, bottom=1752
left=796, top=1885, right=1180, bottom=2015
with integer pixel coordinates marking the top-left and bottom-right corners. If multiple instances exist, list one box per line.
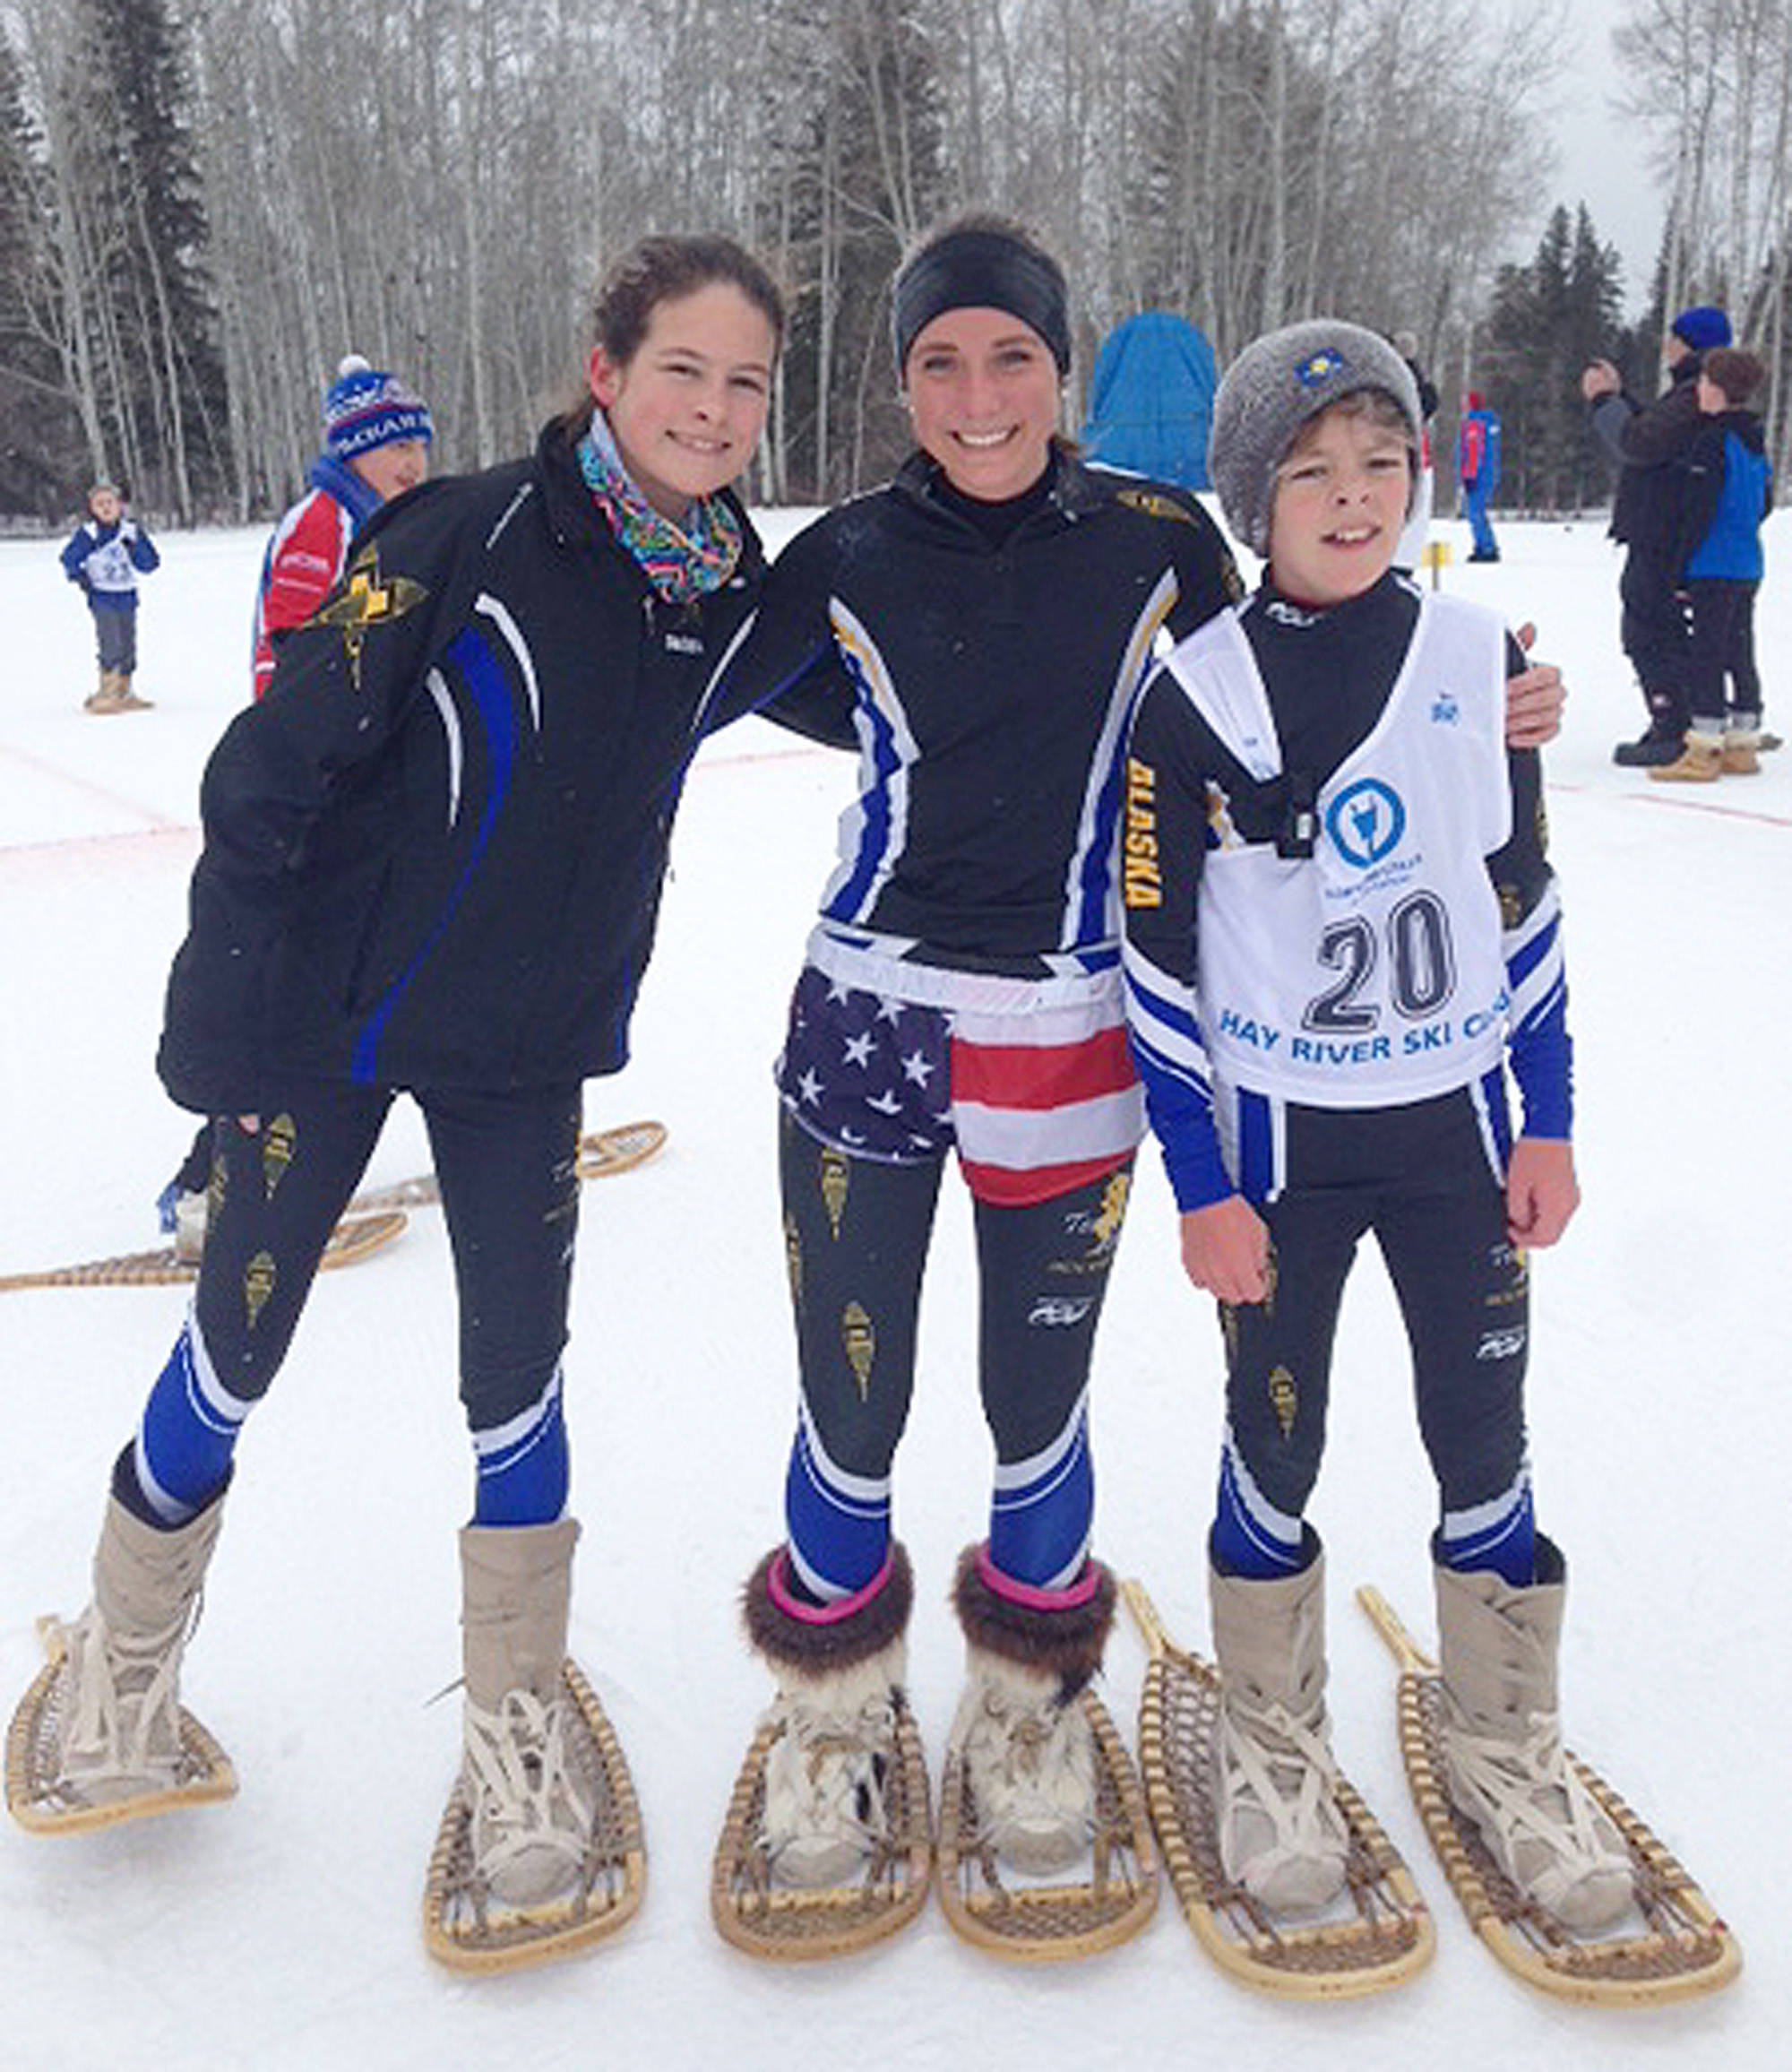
left=769, top=1548, right=895, bottom=1627
left=976, top=1543, right=1103, bottom=1614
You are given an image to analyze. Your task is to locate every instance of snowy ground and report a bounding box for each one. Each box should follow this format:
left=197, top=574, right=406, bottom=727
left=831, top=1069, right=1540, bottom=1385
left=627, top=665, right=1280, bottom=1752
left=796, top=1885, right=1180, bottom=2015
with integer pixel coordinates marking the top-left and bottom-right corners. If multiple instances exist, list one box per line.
left=1, top=508, right=1786, bottom=2071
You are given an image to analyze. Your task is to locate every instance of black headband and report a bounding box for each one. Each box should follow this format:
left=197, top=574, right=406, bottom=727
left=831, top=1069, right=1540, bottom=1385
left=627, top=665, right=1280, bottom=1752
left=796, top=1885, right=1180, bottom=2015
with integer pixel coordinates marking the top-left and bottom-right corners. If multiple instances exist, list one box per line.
left=892, top=229, right=1072, bottom=376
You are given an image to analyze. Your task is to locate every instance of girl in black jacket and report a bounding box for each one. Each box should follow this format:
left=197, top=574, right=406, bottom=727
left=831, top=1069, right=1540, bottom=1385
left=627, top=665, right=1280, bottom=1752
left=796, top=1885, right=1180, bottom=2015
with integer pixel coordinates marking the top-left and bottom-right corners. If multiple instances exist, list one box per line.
left=13, top=234, right=794, bottom=1971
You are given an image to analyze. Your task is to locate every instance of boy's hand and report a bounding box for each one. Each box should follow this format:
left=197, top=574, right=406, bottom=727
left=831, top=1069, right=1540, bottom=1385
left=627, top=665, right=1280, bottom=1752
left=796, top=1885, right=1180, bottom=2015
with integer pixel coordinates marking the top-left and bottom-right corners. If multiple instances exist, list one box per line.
left=1506, top=625, right=1564, bottom=747
left=1180, top=1197, right=1271, bottom=1303
left=1580, top=359, right=1620, bottom=401
left=1506, top=1137, right=1579, bottom=1248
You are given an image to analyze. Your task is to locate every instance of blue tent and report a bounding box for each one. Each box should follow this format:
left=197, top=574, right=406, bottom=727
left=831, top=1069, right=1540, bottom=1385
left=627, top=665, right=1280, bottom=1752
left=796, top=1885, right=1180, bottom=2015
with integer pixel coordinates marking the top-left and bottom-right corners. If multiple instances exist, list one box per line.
left=1080, top=312, right=1218, bottom=492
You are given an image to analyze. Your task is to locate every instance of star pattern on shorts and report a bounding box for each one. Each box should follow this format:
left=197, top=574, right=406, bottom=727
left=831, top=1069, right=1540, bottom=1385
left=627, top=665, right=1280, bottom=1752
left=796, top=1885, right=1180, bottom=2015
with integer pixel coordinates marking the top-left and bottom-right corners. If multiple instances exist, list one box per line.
left=779, top=968, right=951, bottom=1160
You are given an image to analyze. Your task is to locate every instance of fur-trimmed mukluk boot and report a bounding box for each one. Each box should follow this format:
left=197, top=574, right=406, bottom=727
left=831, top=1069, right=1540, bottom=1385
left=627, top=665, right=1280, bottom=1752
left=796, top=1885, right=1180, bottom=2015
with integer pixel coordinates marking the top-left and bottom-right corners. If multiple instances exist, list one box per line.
left=947, top=1545, right=1111, bottom=1875
left=938, top=1545, right=1158, bottom=1959
left=8, top=1478, right=235, bottom=1833
left=1434, top=1541, right=1633, bottom=1933
left=711, top=1544, right=931, bottom=1959
left=423, top=1518, right=644, bottom=1972
left=1210, top=1542, right=1351, bottom=1914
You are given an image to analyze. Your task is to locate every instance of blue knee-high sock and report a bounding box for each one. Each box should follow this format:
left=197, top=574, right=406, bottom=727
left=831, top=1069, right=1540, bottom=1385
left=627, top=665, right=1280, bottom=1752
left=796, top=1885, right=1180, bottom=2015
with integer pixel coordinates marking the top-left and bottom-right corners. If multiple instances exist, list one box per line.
left=134, top=1314, right=250, bottom=1525
left=987, top=1396, right=1092, bottom=1591
left=471, top=1368, right=569, bottom=1526
left=1436, top=1474, right=1536, bottom=1586
left=783, top=1407, right=892, bottom=1601
left=1210, top=1428, right=1306, bottom=1579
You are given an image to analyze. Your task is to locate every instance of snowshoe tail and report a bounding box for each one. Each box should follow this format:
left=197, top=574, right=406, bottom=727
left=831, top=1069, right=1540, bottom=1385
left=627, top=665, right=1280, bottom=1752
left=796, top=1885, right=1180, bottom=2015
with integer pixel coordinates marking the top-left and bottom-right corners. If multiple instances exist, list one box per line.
left=6, top=1618, right=237, bottom=1835
left=422, top=1658, right=644, bottom=1973
left=936, top=1684, right=1158, bottom=1963
left=573, top=1119, right=667, bottom=1178
left=1357, top=1584, right=1742, bottom=2005
left=347, top=1122, right=668, bottom=1214
left=711, top=1695, right=933, bottom=1961
left=1124, top=1579, right=1434, bottom=1998
left=0, top=1210, right=406, bottom=1292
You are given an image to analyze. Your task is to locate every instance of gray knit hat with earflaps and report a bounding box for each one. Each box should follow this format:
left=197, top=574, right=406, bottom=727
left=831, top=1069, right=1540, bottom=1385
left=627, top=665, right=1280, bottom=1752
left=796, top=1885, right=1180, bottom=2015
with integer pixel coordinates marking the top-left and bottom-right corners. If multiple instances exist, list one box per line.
left=1208, top=320, right=1423, bottom=557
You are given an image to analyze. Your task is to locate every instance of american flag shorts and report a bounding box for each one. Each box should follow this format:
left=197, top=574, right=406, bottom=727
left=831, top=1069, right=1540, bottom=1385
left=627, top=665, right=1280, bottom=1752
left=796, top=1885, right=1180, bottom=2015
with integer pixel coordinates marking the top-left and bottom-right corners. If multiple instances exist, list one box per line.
left=775, top=951, right=1145, bottom=1208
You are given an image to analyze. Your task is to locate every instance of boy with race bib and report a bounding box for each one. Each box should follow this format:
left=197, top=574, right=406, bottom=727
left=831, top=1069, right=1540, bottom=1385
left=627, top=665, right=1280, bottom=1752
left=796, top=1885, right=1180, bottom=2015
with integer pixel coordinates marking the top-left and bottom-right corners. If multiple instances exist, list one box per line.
left=1120, top=321, right=1633, bottom=1933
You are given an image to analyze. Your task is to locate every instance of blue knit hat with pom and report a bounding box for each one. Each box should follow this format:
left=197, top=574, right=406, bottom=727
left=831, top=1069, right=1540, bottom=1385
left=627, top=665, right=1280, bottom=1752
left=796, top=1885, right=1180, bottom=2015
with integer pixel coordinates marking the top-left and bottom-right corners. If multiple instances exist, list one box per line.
left=322, top=355, right=433, bottom=462
left=1670, top=306, right=1731, bottom=352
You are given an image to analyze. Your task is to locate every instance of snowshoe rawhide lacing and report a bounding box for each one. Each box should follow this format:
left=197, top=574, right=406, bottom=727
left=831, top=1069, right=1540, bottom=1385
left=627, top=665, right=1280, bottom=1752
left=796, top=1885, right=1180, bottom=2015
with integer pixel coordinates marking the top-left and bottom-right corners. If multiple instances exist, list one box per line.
left=936, top=1683, right=1158, bottom=1962
left=7, top=1614, right=237, bottom=1835
left=1124, top=1582, right=1434, bottom=1998
left=1357, top=1585, right=1742, bottom=2005
left=711, top=1690, right=933, bottom=1961
left=423, top=1658, right=644, bottom=1974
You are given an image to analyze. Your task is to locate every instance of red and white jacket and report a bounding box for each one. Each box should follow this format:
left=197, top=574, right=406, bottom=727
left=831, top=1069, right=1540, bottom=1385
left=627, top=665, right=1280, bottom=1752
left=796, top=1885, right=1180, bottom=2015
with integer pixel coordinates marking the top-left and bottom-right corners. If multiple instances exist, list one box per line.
left=251, top=454, right=383, bottom=698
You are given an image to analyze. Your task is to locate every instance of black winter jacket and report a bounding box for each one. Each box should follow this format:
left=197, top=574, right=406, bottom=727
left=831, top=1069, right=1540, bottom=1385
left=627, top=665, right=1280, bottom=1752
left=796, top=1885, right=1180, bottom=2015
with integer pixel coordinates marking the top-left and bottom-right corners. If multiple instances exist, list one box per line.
left=159, top=422, right=823, bottom=1112
left=1589, top=356, right=1703, bottom=563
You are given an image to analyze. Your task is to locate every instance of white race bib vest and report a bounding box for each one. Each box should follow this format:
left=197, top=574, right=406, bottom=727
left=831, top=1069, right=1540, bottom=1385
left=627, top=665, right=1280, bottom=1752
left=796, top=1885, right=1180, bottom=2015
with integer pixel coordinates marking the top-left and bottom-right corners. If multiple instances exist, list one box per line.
left=1165, top=591, right=1511, bottom=1109
left=82, top=531, right=141, bottom=595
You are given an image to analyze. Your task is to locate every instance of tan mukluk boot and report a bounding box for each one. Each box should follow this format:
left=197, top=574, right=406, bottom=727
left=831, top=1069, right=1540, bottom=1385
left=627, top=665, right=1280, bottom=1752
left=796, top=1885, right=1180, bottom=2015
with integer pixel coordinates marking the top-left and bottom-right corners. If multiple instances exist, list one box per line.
left=1434, top=1541, right=1633, bottom=1933
left=8, top=1482, right=234, bottom=1833
left=1649, top=730, right=1724, bottom=781
left=1722, top=726, right=1762, bottom=775
left=424, top=1517, right=644, bottom=1971
left=711, top=1545, right=931, bottom=1958
left=1210, top=1545, right=1351, bottom=1914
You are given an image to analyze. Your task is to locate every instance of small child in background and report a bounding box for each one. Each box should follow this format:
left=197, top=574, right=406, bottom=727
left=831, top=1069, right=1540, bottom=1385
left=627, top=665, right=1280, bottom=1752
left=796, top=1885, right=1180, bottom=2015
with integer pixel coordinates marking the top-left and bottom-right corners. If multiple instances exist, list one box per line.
left=60, top=482, right=159, bottom=714
left=1653, top=345, right=1773, bottom=782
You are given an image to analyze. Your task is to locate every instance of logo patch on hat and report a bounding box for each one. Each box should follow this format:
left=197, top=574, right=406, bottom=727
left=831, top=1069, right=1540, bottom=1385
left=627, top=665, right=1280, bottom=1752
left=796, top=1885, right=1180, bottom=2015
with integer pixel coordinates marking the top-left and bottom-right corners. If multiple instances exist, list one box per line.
left=1295, top=347, right=1348, bottom=388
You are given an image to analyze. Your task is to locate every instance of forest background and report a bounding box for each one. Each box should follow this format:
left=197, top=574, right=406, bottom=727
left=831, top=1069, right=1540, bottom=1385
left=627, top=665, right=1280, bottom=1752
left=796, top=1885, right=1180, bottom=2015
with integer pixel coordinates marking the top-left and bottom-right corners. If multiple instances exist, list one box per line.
left=0, top=0, right=1788, bottom=528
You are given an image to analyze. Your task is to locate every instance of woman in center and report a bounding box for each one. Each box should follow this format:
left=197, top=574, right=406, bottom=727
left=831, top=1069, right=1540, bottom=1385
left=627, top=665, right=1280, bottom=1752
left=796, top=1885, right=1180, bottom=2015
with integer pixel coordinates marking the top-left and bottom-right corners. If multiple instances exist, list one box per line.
left=719, top=217, right=1241, bottom=1937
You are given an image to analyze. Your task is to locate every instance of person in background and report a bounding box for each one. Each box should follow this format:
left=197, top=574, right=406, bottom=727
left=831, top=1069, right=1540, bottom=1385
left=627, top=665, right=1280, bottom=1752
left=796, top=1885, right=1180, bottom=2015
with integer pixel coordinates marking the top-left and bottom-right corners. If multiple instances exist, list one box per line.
left=1391, top=328, right=1438, bottom=571
left=1456, top=390, right=1502, bottom=562
left=1581, top=305, right=1733, bottom=767
left=60, top=481, right=159, bottom=714
left=251, top=354, right=433, bottom=701
left=158, top=356, right=436, bottom=1260
left=1652, top=345, right=1773, bottom=782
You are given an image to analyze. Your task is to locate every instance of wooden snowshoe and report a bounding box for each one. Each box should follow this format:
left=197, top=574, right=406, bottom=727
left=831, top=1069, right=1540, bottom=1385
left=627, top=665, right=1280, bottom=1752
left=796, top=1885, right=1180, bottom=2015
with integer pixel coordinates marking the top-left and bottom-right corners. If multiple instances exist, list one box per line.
left=573, top=1118, right=667, bottom=1179
left=935, top=1683, right=1159, bottom=1962
left=1357, top=1585, right=1742, bottom=2005
left=347, top=1119, right=668, bottom=1214
left=6, top=1616, right=237, bottom=1835
left=1124, top=1580, right=1434, bottom=1998
left=711, top=1693, right=933, bottom=1961
left=0, top=1209, right=406, bottom=1292
left=423, top=1658, right=645, bottom=1974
